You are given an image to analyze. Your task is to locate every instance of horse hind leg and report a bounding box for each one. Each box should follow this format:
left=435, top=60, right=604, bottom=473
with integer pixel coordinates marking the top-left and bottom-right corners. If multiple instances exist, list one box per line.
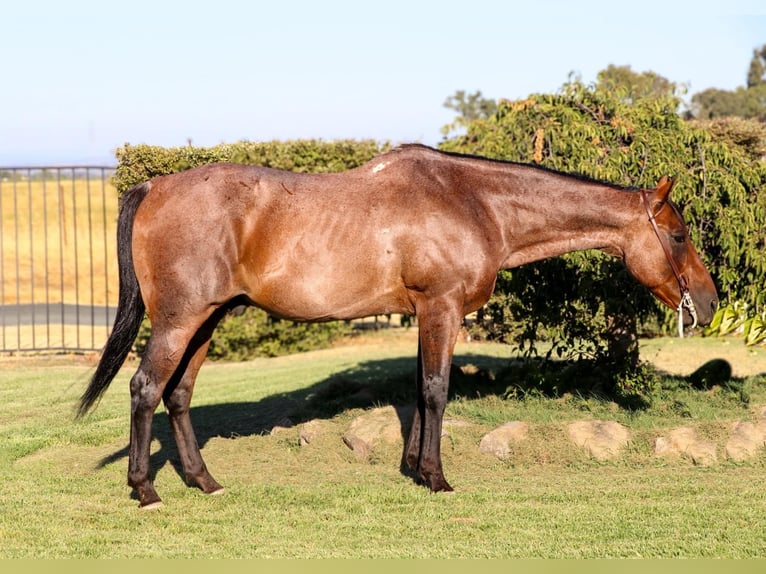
left=127, top=350, right=175, bottom=509
left=127, top=311, right=216, bottom=509
left=162, top=311, right=226, bottom=496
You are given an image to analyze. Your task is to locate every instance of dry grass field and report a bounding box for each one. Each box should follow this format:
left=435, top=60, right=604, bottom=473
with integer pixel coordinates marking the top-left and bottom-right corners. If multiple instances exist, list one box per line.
left=1, top=174, right=117, bottom=350
left=0, top=175, right=118, bottom=307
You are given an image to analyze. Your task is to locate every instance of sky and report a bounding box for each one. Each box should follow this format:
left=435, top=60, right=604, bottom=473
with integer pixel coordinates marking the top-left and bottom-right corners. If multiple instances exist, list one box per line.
left=1, top=0, right=764, bottom=166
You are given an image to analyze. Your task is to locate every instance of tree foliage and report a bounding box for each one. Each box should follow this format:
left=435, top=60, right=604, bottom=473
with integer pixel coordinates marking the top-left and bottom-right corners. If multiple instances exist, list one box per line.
left=691, top=44, right=766, bottom=121
left=441, top=90, right=497, bottom=137
left=688, top=117, right=766, bottom=161
left=441, top=77, right=766, bottom=393
left=114, top=139, right=388, bottom=194
left=596, top=65, right=678, bottom=103
left=692, top=85, right=766, bottom=121
left=747, top=45, right=766, bottom=89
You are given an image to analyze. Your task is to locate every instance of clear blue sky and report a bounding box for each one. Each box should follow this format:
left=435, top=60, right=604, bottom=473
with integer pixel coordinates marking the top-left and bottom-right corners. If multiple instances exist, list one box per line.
left=2, top=0, right=764, bottom=165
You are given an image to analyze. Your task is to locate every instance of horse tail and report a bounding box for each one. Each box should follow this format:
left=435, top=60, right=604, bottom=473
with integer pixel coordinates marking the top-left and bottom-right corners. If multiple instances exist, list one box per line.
left=77, top=181, right=150, bottom=417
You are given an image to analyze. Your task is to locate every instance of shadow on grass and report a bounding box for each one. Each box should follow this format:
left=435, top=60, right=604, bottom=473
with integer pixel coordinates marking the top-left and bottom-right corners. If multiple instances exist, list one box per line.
left=98, top=352, right=749, bottom=497
left=97, top=352, right=511, bottom=491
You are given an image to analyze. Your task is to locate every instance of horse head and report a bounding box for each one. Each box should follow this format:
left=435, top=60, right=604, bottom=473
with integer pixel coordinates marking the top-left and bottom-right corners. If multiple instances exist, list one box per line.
left=624, top=176, right=718, bottom=329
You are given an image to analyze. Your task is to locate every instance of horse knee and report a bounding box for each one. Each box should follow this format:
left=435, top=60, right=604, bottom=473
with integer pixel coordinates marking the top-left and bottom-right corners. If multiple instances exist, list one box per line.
left=422, top=374, right=449, bottom=412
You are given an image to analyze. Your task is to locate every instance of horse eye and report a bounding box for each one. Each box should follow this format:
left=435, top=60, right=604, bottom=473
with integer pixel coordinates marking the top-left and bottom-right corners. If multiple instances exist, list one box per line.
left=672, top=234, right=686, bottom=244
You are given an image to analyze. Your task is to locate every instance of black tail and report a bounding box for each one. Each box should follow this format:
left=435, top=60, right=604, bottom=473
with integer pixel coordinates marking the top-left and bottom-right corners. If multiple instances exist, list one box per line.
left=78, top=182, right=151, bottom=417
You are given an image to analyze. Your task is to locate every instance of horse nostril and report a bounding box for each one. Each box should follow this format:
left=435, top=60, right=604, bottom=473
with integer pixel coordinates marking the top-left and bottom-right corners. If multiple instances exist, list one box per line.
left=710, top=299, right=719, bottom=313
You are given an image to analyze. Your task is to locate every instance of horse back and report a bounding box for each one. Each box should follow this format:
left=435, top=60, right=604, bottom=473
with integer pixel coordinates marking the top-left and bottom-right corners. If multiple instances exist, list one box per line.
left=133, top=157, right=502, bottom=321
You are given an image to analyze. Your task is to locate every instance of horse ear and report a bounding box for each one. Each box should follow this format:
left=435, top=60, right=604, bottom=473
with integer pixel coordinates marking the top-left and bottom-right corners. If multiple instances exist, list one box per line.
left=651, top=175, right=675, bottom=211
left=654, top=175, right=676, bottom=201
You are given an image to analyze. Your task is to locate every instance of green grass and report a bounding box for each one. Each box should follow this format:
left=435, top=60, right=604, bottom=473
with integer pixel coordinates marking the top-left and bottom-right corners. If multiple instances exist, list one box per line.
left=1, top=332, right=766, bottom=558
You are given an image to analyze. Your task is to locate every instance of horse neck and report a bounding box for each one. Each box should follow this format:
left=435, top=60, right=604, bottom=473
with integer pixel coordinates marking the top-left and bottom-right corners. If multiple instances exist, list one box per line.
left=480, top=165, right=639, bottom=269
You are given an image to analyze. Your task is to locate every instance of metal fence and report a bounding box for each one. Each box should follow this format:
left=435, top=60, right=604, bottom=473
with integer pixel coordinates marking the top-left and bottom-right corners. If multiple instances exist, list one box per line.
left=0, top=166, right=117, bottom=353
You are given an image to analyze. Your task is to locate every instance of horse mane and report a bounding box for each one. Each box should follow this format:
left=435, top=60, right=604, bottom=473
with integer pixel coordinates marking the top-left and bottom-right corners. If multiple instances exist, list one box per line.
left=390, top=143, right=640, bottom=192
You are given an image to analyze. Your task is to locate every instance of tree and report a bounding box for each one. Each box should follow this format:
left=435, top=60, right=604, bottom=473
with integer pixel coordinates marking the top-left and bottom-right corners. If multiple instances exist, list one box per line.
left=441, top=75, right=766, bottom=397
left=596, top=65, right=678, bottom=102
left=747, top=45, right=766, bottom=88
left=691, top=44, right=766, bottom=121
left=441, top=90, right=497, bottom=137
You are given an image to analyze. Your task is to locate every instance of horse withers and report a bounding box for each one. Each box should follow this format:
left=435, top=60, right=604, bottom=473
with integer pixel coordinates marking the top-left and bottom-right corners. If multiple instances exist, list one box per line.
left=78, top=145, right=718, bottom=508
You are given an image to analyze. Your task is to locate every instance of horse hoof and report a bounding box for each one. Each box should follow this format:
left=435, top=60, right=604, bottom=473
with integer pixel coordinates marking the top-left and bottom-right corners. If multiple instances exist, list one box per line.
left=207, top=487, right=226, bottom=496
left=430, top=480, right=454, bottom=493
left=139, top=500, right=164, bottom=511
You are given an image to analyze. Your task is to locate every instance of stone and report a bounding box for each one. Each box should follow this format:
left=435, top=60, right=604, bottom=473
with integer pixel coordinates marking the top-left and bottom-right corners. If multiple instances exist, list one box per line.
left=654, top=426, right=697, bottom=455
left=298, top=419, right=324, bottom=446
left=479, top=421, right=530, bottom=458
left=342, top=406, right=407, bottom=460
left=725, top=420, right=766, bottom=462
left=653, top=426, right=718, bottom=466
left=567, top=420, right=630, bottom=461
left=270, top=417, right=295, bottom=436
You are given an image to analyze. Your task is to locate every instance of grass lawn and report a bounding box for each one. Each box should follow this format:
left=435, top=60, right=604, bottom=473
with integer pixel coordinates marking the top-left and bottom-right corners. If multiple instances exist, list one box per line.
left=1, top=330, right=765, bottom=558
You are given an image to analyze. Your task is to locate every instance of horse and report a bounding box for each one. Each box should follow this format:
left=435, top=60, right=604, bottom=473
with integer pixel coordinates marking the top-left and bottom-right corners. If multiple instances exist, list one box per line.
left=78, top=144, right=718, bottom=508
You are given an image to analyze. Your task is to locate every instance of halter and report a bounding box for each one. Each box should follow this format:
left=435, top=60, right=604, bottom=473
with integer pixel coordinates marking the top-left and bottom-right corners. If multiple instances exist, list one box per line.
left=640, top=188, right=698, bottom=337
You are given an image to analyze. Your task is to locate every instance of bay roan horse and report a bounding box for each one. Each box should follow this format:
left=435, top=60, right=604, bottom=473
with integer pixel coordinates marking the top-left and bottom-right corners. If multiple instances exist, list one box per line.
left=78, top=144, right=718, bottom=508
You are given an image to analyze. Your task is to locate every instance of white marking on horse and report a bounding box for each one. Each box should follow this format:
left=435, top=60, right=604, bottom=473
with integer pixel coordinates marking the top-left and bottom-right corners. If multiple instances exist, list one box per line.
left=372, top=162, right=388, bottom=173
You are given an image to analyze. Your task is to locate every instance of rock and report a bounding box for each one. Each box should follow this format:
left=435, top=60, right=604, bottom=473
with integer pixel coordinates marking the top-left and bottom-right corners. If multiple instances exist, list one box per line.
left=687, top=440, right=718, bottom=466
left=654, top=426, right=718, bottom=466
left=479, top=421, right=529, bottom=458
left=725, top=420, right=766, bottom=462
left=342, top=406, right=407, bottom=460
left=270, top=417, right=295, bottom=436
left=567, top=420, right=630, bottom=461
left=654, top=426, right=696, bottom=455
left=298, top=419, right=324, bottom=446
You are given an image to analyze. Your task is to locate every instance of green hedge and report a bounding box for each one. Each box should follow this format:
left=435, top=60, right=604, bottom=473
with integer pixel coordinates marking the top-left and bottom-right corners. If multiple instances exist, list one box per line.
left=442, top=79, right=766, bottom=394
left=113, top=139, right=389, bottom=193
left=118, top=139, right=390, bottom=360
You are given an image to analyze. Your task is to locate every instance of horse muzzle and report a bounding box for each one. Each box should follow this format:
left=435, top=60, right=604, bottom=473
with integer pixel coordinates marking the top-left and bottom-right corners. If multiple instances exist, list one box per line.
left=683, top=291, right=718, bottom=329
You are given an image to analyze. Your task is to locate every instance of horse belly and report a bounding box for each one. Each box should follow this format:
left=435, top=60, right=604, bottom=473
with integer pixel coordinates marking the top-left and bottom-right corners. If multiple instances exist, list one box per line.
left=242, top=235, right=414, bottom=321
left=249, top=266, right=411, bottom=322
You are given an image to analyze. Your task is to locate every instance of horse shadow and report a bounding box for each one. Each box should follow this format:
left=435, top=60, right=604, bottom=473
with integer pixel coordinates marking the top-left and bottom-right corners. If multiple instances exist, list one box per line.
left=97, top=352, right=748, bottom=498
left=97, top=352, right=511, bottom=491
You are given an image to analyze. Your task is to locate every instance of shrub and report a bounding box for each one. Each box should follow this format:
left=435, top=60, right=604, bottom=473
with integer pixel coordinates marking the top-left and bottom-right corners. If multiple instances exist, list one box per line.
left=133, top=307, right=351, bottom=360
left=113, top=139, right=389, bottom=193
left=442, top=79, right=766, bottom=395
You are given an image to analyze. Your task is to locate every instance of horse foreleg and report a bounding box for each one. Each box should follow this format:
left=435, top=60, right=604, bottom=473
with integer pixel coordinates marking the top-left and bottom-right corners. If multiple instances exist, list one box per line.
left=162, top=326, right=223, bottom=496
left=410, top=300, right=461, bottom=492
